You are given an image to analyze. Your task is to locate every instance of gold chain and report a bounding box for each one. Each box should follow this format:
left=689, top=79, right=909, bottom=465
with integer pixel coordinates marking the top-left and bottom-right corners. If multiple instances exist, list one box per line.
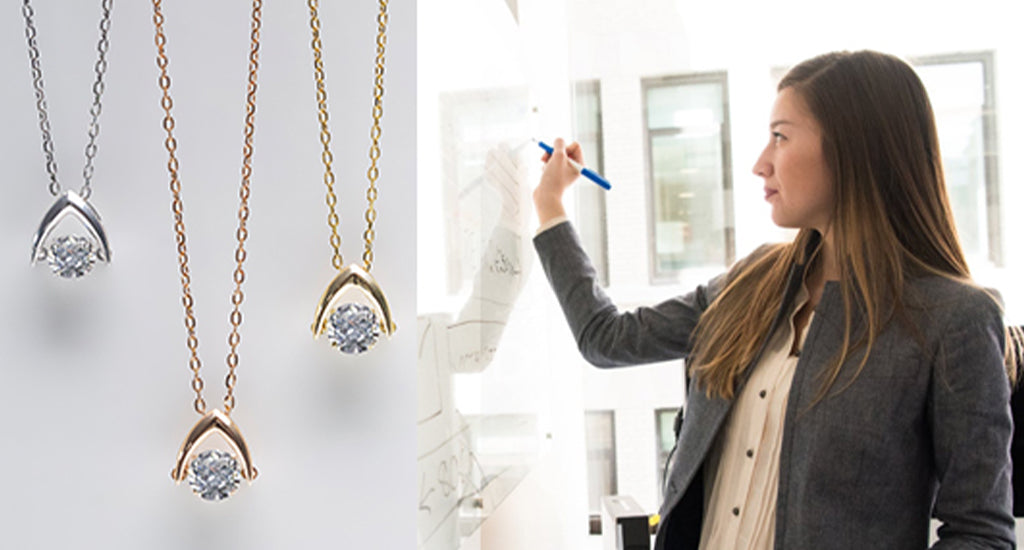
left=152, top=0, right=263, bottom=416
left=363, top=0, right=388, bottom=272
left=309, top=0, right=388, bottom=273
left=307, top=0, right=344, bottom=270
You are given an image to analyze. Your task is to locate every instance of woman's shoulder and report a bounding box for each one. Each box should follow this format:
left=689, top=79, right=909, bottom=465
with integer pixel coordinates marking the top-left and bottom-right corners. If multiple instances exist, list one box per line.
left=904, top=274, right=1003, bottom=325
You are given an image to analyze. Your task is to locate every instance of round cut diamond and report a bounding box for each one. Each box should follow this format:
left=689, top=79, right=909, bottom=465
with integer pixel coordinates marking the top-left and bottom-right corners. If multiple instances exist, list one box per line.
left=47, top=234, right=97, bottom=279
left=187, top=449, right=241, bottom=501
left=327, top=303, right=381, bottom=354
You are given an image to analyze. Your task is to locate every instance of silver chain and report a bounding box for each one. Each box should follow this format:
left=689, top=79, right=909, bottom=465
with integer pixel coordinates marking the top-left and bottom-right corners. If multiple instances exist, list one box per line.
left=22, top=0, right=114, bottom=200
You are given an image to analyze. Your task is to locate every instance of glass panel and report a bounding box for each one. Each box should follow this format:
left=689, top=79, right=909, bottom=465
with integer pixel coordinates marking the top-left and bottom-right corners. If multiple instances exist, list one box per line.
left=418, top=2, right=556, bottom=549
left=438, top=87, right=532, bottom=293
left=647, top=82, right=725, bottom=130
left=650, top=127, right=726, bottom=271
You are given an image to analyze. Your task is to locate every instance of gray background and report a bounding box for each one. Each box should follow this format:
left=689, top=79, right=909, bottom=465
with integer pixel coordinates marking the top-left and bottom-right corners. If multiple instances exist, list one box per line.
left=0, top=0, right=416, bottom=547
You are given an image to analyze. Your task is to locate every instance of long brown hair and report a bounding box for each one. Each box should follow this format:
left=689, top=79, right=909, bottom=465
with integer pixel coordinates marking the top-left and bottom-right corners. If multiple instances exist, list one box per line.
left=689, top=50, right=1019, bottom=399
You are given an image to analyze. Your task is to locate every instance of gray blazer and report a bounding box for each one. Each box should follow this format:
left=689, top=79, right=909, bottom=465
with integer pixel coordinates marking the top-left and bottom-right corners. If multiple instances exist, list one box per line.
left=534, top=222, right=1014, bottom=549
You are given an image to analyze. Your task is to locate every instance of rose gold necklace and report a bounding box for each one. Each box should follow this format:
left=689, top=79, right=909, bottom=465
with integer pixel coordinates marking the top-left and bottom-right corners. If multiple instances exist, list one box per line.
left=152, top=0, right=262, bottom=501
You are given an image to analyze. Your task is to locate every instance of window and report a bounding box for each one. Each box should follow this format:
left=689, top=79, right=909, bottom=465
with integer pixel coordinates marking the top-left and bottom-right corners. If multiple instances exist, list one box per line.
left=573, top=80, right=610, bottom=286
left=912, top=52, right=1002, bottom=267
left=643, top=72, right=734, bottom=282
left=654, top=408, right=678, bottom=500
left=585, top=410, right=617, bottom=533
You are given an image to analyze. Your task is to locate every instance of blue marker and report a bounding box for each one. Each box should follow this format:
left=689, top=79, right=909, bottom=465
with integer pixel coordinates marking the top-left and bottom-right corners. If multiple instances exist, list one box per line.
left=537, top=140, right=612, bottom=190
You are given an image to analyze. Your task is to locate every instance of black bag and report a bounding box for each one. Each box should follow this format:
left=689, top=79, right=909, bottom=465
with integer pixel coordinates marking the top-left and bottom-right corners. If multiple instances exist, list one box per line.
left=1010, top=326, right=1024, bottom=516
left=1013, top=379, right=1024, bottom=516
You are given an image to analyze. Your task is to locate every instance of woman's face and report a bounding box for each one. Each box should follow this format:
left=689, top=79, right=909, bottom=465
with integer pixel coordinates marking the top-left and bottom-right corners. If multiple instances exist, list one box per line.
left=752, top=87, right=834, bottom=234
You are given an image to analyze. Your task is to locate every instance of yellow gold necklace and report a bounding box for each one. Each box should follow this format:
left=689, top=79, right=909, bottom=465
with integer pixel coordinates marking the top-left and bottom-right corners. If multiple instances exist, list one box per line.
left=152, top=0, right=262, bottom=501
left=308, top=0, right=397, bottom=355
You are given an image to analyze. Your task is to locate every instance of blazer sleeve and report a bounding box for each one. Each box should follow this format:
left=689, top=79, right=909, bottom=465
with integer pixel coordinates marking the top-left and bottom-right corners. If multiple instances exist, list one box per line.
left=533, top=221, right=725, bottom=368
left=929, top=289, right=1016, bottom=549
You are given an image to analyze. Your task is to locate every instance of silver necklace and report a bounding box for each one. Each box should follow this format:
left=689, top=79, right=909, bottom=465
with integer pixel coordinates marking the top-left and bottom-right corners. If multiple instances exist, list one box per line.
left=23, top=0, right=114, bottom=279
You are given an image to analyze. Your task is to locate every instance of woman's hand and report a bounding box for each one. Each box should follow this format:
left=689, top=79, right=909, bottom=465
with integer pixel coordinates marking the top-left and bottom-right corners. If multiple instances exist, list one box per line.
left=533, top=138, right=584, bottom=225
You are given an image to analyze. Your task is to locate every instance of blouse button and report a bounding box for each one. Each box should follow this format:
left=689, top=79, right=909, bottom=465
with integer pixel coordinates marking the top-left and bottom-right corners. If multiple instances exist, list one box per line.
left=732, top=507, right=740, bottom=516
left=759, top=390, right=767, bottom=398
left=746, top=449, right=754, bottom=458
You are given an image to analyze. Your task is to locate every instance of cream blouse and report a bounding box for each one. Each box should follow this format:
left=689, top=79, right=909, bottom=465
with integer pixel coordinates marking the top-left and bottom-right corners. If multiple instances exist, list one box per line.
left=698, top=287, right=811, bottom=550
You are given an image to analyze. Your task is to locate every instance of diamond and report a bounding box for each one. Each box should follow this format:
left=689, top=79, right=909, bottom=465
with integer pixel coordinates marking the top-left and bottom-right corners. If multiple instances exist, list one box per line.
left=47, top=234, right=97, bottom=279
left=327, top=303, right=381, bottom=354
left=187, top=449, right=241, bottom=501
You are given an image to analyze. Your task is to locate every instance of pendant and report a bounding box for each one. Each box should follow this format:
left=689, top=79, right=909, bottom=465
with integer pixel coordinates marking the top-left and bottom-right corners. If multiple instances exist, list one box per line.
left=171, top=409, right=257, bottom=501
left=31, top=190, right=111, bottom=279
left=311, top=263, right=397, bottom=354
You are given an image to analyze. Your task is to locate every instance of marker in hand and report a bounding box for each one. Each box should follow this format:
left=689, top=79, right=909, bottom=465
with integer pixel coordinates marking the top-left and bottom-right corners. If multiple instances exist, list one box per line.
left=536, top=139, right=612, bottom=190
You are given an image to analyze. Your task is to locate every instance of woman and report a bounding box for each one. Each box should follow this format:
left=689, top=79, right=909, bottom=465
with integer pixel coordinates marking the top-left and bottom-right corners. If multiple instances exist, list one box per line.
left=533, top=51, right=1019, bottom=549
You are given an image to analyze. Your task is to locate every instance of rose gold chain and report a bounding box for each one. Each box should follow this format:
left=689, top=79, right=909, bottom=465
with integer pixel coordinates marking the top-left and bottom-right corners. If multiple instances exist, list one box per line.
left=152, top=0, right=262, bottom=416
left=308, top=0, right=388, bottom=273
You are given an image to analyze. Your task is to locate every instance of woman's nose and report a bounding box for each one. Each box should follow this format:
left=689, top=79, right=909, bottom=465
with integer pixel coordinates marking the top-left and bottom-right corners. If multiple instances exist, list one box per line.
left=752, top=146, right=772, bottom=178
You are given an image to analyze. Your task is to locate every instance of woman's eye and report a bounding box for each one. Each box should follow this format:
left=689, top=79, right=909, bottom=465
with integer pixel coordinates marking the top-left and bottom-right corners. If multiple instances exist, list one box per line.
left=772, top=132, right=786, bottom=143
